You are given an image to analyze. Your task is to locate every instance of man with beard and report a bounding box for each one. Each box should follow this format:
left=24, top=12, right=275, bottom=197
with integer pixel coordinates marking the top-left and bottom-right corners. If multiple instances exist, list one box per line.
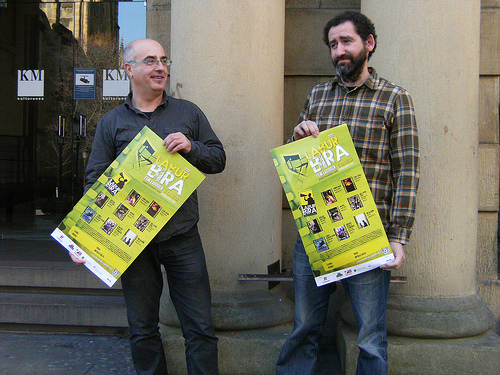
left=275, top=11, right=419, bottom=375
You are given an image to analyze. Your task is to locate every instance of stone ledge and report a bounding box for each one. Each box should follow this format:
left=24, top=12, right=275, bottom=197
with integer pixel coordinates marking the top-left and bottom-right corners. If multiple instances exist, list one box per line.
left=160, top=323, right=292, bottom=375
left=337, top=322, right=500, bottom=375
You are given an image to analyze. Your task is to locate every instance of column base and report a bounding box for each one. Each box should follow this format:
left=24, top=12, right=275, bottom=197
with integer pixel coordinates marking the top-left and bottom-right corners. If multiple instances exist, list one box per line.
left=161, top=287, right=294, bottom=330
left=478, top=278, right=500, bottom=333
left=160, top=323, right=292, bottom=375
left=337, top=322, right=500, bottom=375
left=341, top=293, right=494, bottom=338
left=159, top=287, right=294, bottom=374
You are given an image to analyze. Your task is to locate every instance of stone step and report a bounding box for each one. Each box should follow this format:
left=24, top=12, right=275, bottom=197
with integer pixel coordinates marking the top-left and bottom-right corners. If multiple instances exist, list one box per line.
left=0, top=291, right=128, bottom=327
left=0, top=260, right=122, bottom=290
left=0, top=240, right=128, bottom=330
left=0, top=239, right=121, bottom=290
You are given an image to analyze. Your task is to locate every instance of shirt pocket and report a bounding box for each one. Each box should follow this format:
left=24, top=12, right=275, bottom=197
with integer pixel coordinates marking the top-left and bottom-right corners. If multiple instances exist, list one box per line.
left=304, top=116, right=339, bottom=133
left=115, top=127, right=140, bottom=154
left=160, top=123, right=192, bottom=140
left=351, top=119, right=390, bottom=163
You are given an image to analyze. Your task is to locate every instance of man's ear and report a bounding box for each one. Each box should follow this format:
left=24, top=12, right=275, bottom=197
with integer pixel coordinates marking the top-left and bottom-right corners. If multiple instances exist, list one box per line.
left=366, top=34, right=375, bottom=52
left=124, top=63, right=133, bottom=78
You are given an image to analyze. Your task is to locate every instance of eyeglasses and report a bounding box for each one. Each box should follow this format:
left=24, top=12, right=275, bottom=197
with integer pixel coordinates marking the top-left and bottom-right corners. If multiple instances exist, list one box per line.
left=128, top=58, right=172, bottom=67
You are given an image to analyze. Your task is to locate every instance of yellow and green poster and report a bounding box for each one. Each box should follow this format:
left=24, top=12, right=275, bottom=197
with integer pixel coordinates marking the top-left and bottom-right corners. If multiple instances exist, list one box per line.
left=271, top=124, right=393, bottom=286
left=51, top=126, right=205, bottom=287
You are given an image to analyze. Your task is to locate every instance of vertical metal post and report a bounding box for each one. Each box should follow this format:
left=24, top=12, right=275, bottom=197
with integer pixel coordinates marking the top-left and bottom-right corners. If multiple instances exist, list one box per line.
left=57, top=115, right=65, bottom=199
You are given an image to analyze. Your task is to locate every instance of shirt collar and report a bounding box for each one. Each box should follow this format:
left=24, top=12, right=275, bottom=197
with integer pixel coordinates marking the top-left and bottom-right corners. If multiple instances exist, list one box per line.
left=331, top=67, right=379, bottom=91
left=124, top=91, right=169, bottom=112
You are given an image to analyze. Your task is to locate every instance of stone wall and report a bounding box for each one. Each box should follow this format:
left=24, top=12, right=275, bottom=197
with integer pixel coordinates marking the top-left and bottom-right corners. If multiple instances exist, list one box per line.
left=282, top=0, right=361, bottom=271
left=145, top=0, right=500, bottom=331
left=477, top=0, right=500, bottom=332
left=283, top=3, right=500, bottom=335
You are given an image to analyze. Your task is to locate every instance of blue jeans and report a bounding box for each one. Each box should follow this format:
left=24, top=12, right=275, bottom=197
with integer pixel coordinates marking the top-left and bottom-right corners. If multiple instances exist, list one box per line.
left=276, top=235, right=390, bottom=375
left=120, top=227, right=219, bottom=375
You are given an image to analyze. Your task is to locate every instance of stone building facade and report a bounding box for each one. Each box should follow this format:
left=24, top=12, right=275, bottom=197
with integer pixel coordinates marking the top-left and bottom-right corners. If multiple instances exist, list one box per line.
left=1, top=1, right=500, bottom=374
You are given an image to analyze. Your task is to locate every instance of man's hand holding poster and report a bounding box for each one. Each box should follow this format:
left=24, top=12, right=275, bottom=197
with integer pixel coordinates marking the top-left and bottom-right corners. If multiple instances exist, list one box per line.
left=51, top=126, right=205, bottom=287
left=271, top=124, right=394, bottom=286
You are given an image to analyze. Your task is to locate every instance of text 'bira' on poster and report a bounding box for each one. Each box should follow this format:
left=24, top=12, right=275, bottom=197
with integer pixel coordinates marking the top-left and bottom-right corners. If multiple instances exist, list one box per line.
left=304, top=134, right=352, bottom=179
left=143, top=157, right=192, bottom=197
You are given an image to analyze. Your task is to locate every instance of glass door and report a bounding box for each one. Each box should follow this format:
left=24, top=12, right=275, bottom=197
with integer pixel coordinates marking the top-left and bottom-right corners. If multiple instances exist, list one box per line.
left=0, top=0, right=146, bottom=244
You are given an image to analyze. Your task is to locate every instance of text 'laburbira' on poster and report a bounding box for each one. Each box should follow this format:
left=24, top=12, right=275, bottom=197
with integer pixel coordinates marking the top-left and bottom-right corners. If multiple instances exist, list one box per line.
left=51, top=126, right=205, bottom=287
left=270, top=124, right=394, bottom=286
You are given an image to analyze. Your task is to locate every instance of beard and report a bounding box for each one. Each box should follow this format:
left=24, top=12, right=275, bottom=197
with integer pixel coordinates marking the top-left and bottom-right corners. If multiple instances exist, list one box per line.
left=333, top=46, right=369, bottom=84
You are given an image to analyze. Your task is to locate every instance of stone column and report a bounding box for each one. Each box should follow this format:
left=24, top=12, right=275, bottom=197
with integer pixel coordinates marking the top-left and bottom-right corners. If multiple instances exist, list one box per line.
left=160, top=1, right=292, bottom=374
left=336, top=1, right=500, bottom=373
left=146, top=0, right=171, bottom=58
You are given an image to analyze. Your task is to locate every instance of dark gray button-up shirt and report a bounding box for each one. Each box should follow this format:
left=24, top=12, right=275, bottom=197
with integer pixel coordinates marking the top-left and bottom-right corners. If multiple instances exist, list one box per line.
left=85, top=92, right=226, bottom=241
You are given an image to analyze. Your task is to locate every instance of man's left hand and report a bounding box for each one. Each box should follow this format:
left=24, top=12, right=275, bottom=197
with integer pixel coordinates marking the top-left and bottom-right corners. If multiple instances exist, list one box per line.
left=380, top=242, right=405, bottom=270
left=163, top=132, right=192, bottom=154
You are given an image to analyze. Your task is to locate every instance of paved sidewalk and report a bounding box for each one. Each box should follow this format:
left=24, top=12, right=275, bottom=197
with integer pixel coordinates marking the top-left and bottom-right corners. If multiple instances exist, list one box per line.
left=0, top=332, right=135, bottom=375
left=0, top=330, right=341, bottom=375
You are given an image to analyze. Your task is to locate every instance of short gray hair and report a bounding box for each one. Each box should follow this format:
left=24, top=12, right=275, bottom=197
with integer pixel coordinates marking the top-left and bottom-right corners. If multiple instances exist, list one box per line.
left=122, top=42, right=135, bottom=65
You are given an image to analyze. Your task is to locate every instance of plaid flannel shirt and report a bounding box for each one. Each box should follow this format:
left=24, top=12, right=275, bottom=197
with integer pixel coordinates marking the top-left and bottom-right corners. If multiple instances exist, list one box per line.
left=297, top=68, right=419, bottom=244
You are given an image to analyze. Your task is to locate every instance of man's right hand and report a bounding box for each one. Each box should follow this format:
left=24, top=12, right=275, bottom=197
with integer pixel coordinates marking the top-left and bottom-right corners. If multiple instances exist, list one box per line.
left=69, top=253, right=86, bottom=265
left=293, top=120, right=320, bottom=140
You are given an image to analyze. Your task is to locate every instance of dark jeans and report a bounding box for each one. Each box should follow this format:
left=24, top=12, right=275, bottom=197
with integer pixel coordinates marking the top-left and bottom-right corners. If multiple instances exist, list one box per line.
left=120, top=227, right=219, bottom=375
left=276, top=234, right=391, bottom=375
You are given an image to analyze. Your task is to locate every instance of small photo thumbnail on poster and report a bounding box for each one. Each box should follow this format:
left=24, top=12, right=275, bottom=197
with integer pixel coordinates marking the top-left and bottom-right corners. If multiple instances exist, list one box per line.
left=82, top=206, right=96, bottom=223
left=342, top=177, right=356, bottom=193
left=355, top=213, right=370, bottom=228
left=94, top=192, right=109, bottom=208
left=321, top=189, right=337, bottom=205
left=300, top=189, right=317, bottom=217
left=335, top=225, right=350, bottom=241
left=114, top=203, right=129, bottom=221
left=147, top=201, right=161, bottom=218
left=348, top=194, right=363, bottom=210
left=135, top=215, right=150, bottom=232
left=113, top=171, right=130, bottom=190
left=307, top=218, right=322, bottom=234
left=105, top=179, right=121, bottom=196
left=102, top=218, right=116, bottom=235
left=313, top=237, right=329, bottom=253
left=328, top=207, right=343, bottom=223
left=122, top=230, right=137, bottom=247
left=126, top=190, right=141, bottom=207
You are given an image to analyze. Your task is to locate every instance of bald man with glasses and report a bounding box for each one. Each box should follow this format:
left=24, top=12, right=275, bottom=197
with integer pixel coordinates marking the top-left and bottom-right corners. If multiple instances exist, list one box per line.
left=77, top=38, right=226, bottom=375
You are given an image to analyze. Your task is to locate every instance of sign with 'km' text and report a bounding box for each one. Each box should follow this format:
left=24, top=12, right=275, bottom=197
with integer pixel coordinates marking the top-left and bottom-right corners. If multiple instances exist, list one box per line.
left=17, top=70, right=44, bottom=100
left=103, top=69, right=129, bottom=100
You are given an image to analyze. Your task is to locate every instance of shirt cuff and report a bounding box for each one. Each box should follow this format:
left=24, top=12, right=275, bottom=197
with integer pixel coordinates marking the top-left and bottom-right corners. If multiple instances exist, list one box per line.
left=387, top=226, right=413, bottom=245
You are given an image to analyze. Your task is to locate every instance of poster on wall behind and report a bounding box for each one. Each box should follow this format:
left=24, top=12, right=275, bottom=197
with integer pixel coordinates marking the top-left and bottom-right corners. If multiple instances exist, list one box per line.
left=73, top=67, right=96, bottom=100
left=51, top=126, right=205, bottom=287
left=271, top=124, right=393, bottom=286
